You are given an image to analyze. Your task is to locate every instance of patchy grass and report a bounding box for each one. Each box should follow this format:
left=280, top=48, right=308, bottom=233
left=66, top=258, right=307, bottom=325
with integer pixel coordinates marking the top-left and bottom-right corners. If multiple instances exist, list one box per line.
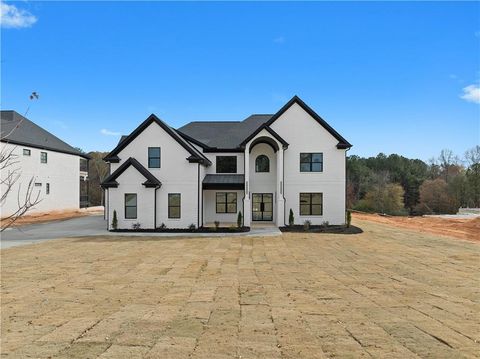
left=1, top=219, right=479, bottom=358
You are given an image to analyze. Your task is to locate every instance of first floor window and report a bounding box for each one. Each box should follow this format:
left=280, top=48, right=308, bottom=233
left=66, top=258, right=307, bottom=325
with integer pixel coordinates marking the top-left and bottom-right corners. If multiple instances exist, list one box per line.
left=148, top=147, right=161, bottom=168
left=300, top=153, right=323, bottom=172
left=23, top=149, right=31, bottom=156
left=216, top=192, right=237, bottom=213
left=168, top=193, right=181, bottom=218
left=40, top=152, right=48, bottom=163
left=125, top=193, right=137, bottom=219
left=46, top=183, right=50, bottom=194
left=299, top=193, right=323, bottom=216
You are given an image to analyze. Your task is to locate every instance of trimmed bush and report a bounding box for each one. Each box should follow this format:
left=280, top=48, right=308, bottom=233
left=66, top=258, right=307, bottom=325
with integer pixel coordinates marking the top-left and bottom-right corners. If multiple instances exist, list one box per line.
left=303, top=220, right=311, bottom=231
left=289, top=209, right=294, bottom=226
left=237, top=211, right=243, bottom=228
left=112, top=210, right=118, bottom=230
left=346, top=210, right=351, bottom=228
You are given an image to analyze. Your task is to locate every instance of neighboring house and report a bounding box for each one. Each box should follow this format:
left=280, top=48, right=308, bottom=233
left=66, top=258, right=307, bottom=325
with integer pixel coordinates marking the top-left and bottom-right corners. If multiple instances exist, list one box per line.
left=0, top=111, right=90, bottom=217
left=102, top=96, right=352, bottom=229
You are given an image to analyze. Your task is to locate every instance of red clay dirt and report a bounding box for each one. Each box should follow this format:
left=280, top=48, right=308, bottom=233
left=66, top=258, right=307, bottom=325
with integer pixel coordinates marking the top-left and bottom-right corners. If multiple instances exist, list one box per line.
left=0, top=207, right=103, bottom=227
left=353, top=212, right=480, bottom=242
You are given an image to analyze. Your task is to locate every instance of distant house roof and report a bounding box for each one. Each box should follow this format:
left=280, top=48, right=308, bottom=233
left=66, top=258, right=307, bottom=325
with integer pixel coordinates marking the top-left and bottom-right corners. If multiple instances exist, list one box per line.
left=101, top=157, right=162, bottom=188
left=178, top=96, right=352, bottom=150
left=0, top=110, right=90, bottom=159
left=202, top=174, right=245, bottom=190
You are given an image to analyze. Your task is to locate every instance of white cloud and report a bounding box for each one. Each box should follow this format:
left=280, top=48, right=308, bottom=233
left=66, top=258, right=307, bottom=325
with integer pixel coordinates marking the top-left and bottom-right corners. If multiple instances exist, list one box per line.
left=100, top=129, right=121, bottom=136
left=273, top=36, right=285, bottom=44
left=460, top=85, right=480, bottom=104
left=0, top=1, right=37, bottom=28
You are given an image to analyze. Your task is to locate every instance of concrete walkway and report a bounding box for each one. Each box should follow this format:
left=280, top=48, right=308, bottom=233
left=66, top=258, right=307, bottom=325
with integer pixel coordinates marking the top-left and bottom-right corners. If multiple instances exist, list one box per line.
left=1, top=215, right=282, bottom=249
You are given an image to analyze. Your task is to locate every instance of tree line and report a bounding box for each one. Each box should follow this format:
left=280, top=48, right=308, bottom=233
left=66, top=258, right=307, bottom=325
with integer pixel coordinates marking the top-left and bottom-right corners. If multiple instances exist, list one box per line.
left=347, top=146, right=480, bottom=215
left=85, top=147, right=480, bottom=216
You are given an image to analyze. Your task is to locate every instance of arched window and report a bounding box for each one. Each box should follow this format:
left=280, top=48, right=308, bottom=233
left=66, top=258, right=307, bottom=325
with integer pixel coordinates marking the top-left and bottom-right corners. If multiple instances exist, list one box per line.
left=255, top=155, right=270, bottom=173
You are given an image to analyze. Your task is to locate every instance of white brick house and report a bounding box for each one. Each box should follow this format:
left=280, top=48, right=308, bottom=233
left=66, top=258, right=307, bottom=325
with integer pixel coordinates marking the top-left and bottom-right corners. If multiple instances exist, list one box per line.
left=102, top=96, right=351, bottom=230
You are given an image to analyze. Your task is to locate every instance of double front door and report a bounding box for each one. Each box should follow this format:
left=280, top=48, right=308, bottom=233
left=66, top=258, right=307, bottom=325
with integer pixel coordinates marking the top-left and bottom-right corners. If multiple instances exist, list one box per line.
left=252, top=193, right=273, bottom=221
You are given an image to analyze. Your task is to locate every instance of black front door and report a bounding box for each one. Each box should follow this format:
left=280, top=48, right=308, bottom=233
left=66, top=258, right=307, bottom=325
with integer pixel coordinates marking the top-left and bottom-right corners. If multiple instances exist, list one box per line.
left=252, top=193, right=273, bottom=221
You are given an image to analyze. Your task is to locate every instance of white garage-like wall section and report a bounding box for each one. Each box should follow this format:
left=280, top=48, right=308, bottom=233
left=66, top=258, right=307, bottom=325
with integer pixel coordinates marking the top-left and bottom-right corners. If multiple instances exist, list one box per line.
left=107, top=121, right=200, bottom=229
left=270, top=103, right=347, bottom=225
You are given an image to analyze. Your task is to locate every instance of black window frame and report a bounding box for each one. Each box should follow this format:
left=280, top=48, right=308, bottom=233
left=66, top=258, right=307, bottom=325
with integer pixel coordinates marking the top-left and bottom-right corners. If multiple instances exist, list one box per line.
left=216, top=156, right=237, bottom=174
left=299, top=193, right=323, bottom=216
left=300, top=153, right=323, bottom=172
left=216, top=192, right=237, bottom=213
left=124, top=193, right=137, bottom=219
left=40, top=151, right=48, bottom=164
left=34, top=182, right=42, bottom=187
left=255, top=155, right=270, bottom=173
left=46, top=183, right=50, bottom=195
left=168, top=193, right=181, bottom=219
left=148, top=147, right=161, bottom=168
left=23, top=149, right=31, bottom=156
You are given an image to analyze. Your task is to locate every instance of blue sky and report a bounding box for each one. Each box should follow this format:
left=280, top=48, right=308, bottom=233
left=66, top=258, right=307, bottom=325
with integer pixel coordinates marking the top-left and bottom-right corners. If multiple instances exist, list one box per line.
left=1, top=1, right=479, bottom=160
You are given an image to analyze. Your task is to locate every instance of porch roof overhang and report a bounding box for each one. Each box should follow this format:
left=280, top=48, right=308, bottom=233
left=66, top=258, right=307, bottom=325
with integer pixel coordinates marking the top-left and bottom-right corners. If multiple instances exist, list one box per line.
left=202, top=174, right=245, bottom=190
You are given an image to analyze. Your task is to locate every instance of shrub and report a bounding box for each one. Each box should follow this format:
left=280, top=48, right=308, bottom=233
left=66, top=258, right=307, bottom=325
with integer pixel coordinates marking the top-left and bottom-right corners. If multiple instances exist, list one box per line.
left=112, top=210, right=118, bottom=230
left=289, top=209, right=294, bottom=226
left=132, top=222, right=141, bottom=230
left=322, top=220, right=329, bottom=228
left=159, top=222, right=166, bottom=229
left=346, top=210, right=351, bottom=227
left=412, top=202, right=433, bottom=216
left=237, top=211, right=243, bottom=228
left=188, top=223, right=196, bottom=231
left=214, top=221, right=220, bottom=231
left=303, top=220, right=311, bottom=231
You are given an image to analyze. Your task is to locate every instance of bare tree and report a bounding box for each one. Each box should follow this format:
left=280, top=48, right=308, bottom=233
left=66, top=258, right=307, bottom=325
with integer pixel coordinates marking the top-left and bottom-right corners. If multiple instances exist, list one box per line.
left=464, top=145, right=480, bottom=167
left=0, top=93, right=42, bottom=231
left=438, top=149, right=460, bottom=182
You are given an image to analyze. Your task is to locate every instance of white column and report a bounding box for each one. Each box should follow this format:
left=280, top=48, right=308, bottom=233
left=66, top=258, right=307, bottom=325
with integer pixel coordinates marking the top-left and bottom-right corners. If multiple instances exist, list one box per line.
left=276, top=148, right=285, bottom=226
left=243, top=145, right=251, bottom=226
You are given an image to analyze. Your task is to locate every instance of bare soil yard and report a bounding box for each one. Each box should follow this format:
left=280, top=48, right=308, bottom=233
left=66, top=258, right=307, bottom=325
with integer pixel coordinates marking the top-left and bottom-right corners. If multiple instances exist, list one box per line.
left=354, top=212, right=480, bottom=242
left=1, top=219, right=479, bottom=358
left=0, top=207, right=103, bottom=227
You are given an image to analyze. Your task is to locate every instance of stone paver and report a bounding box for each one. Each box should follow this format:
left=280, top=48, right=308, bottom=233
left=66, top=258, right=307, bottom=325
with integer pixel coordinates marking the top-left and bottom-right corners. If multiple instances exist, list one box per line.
left=1, top=219, right=479, bottom=358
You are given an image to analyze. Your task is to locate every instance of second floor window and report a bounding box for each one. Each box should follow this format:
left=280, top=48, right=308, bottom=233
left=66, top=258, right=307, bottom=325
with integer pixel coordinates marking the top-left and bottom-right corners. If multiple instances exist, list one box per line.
left=255, top=155, right=270, bottom=172
left=40, top=152, right=48, bottom=164
left=148, top=147, right=161, bottom=168
left=216, top=156, right=236, bottom=173
left=300, top=153, right=323, bottom=172
left=23, top=149, right=31, bottom=156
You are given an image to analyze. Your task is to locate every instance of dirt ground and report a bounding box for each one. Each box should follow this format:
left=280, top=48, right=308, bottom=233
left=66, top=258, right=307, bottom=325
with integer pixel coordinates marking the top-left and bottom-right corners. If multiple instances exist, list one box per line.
left=0, top=207, right=104, bottom=227
left=1, top=219, right=479, bottom=358
left=353, top=212, right=480, bottom=242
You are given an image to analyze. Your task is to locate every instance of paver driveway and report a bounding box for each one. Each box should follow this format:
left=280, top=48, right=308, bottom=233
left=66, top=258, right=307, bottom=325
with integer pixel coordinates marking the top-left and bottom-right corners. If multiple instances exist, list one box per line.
left=1, top=219, right=479, bottom=358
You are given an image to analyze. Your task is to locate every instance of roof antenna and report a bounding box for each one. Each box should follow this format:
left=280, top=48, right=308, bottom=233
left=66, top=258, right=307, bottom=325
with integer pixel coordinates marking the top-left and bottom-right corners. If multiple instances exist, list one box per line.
left=24, top=91, right=39, bottom=117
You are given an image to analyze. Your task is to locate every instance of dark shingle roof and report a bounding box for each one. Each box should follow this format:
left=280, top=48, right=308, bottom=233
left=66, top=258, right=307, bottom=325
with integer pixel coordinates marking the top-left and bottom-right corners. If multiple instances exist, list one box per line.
left=178, top=114, right=272, bottom=149
left=101, top=157, right=162, bottom=188
left=0, top=110, right=89, bottom=158
left=202, top=174, right=245, bottom=190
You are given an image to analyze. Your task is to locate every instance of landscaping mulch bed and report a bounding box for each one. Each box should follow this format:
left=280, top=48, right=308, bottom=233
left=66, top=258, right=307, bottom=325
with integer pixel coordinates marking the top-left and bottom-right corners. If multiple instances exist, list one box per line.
left=111, top=226, right=250, bottom=233
left=279, top=225, right=363, bottom=234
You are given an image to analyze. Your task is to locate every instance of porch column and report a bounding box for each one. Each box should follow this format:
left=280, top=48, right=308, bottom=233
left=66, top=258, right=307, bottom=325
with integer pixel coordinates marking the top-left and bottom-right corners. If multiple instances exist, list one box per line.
left=243, top=144, right=251, bottom=226
left=276, top=148, right=285, bottom=226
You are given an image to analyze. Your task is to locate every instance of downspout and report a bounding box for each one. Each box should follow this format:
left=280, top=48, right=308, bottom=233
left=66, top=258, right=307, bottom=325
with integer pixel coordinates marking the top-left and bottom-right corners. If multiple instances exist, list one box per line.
left=282, top=147, right=287, bottom=226
left=345, top=148, right=350, bottom=224
left=242, top=150, right=246, bottom=226
left=154, top=187, right=158, bottom=229
left=197, top=163, right=200, bottom=228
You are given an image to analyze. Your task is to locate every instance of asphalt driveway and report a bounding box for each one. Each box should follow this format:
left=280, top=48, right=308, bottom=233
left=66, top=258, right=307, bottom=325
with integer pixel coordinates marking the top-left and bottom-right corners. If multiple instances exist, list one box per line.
left=0, top=215, right=282, bottom=249
left=0, top=215, right=107, bottom=249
